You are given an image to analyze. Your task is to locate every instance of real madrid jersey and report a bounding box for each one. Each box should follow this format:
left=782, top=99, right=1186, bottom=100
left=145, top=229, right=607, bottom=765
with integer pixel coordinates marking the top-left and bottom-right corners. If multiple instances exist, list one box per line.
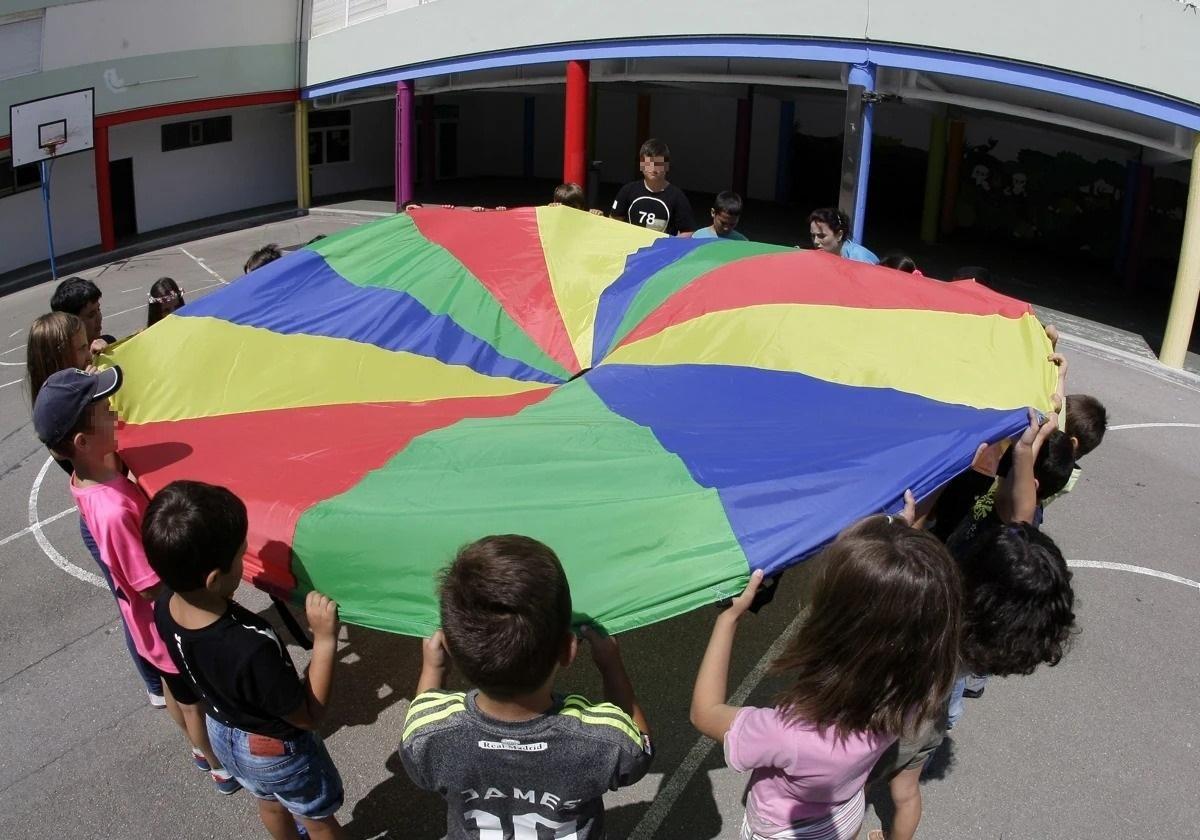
left=400, top=689, right=653, bottom=839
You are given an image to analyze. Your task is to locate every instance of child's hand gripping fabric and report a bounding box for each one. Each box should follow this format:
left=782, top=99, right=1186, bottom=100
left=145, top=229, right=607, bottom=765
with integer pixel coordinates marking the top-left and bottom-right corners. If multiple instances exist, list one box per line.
left=690, top=569, right=765, bottom=741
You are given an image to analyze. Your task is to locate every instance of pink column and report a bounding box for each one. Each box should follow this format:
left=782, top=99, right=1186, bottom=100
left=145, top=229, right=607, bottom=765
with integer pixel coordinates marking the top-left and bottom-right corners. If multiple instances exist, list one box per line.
left=396, top=80, right=414, bottom=210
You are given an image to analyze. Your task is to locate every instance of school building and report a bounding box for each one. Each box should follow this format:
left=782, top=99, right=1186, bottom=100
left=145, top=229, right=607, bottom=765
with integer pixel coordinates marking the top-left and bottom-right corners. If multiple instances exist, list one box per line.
left=2, top=0, right=1199, bottom=365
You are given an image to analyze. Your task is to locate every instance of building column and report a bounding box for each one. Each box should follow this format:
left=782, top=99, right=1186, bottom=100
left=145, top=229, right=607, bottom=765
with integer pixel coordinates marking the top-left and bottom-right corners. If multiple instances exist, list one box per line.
left=940, top=119, right=966, bottom=235
left=732, top=89, right=754, bottom=198
left=563, top=60, right=589, bottom=187
left=395, top=80, right=414, bottom=211
left=93, top=124, right=115, bottom=252
left=774, top=99, right=795, bottom=205
left=920, top=113, right=947, bottom=244
left=523, top=96, right=536, bottom=180
left=294, top=100, right=311, bottom=211
left=1160, top=133, right=1200, bottom=368
left=838, top=62, right=876, bottom=243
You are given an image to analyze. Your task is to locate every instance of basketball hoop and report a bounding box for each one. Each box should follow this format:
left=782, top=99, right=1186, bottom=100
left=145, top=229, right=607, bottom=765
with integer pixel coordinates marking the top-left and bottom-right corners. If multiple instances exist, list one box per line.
left=41, top=141, right=61, bottom=159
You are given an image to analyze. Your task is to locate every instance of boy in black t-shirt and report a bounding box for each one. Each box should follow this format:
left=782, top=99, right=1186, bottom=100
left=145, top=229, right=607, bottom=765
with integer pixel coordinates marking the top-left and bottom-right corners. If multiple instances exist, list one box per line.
left=145, top=481, right=347, bottom=840
left=610, top=138, right=696, bottom=235
left=400, top=535, right=653, bottom=840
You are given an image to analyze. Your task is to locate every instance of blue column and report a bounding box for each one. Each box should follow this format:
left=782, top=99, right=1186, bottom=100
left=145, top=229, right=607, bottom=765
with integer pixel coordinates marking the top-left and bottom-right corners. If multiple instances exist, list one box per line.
left=774, top=99, right=795, bottom=205
left=847, top=61, right=876, bottom=243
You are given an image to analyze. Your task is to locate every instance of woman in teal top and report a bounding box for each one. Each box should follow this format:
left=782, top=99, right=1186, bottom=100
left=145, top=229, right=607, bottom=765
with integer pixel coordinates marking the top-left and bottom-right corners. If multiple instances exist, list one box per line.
left=808, top=208, right=879, bottom=265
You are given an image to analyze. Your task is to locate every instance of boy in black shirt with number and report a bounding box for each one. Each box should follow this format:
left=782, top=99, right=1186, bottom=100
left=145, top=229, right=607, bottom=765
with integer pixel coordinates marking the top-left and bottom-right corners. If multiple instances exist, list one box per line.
left=611, top=138, right=696, bottom=235
left=145, top=480, right=347, bottom=840
left=400, top=535, right=653, bottom=839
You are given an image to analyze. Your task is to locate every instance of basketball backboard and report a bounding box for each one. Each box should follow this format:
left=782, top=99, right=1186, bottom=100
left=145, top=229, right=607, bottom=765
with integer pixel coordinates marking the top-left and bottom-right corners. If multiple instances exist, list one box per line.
left=9, top=88, right=94, bottom=167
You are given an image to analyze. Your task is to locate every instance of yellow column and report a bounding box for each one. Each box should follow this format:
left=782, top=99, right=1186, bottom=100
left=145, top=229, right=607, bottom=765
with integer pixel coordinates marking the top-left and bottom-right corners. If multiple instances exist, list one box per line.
left=294, top=100, right=311, bottom=211
left=1161, top=132, right=1200, bottom=368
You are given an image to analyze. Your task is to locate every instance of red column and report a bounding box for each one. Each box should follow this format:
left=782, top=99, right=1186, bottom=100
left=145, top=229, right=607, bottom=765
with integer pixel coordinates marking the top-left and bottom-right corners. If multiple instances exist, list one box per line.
left=563, top=60, right=589, bottom=187
left=94, top=125, right=115, bottom=251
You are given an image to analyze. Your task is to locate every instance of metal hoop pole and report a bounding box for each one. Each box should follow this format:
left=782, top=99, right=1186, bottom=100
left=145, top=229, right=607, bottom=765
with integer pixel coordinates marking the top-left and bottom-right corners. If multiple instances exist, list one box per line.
left=39, top=157, right=58, bottom=281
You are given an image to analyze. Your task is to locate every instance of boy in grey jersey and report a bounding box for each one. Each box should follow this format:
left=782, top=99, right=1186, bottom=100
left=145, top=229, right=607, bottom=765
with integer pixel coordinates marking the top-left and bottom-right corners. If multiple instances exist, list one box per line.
left=399, top=535, right=652, bottom=839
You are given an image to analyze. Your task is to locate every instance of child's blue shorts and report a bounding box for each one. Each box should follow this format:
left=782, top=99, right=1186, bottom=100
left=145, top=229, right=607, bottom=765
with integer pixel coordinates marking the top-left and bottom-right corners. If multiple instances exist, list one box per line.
left=206, top=716, right=344, bottom=819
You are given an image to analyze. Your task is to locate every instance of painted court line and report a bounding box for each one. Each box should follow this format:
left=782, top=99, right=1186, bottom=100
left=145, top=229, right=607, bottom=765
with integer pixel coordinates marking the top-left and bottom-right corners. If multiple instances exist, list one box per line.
left=629, top=611, right=804, bottom=840
left=28, top=456, right=105, bottom=589
left=0, top=507, right=75, bottom=547
left=179, top=247, right=227, bottom=284
left=1109, top=422, right=1200, bottom=431
left=1067, top=560, right=1200, bottom=590
left=1, top=377, right=23, bottom=389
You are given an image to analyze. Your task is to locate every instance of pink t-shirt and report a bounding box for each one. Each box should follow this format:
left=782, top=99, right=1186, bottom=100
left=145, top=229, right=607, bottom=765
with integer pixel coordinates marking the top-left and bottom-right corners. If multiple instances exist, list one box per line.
left=724, top=706, right=894, bottom=832
left=71, top=475, right=177, bottom=674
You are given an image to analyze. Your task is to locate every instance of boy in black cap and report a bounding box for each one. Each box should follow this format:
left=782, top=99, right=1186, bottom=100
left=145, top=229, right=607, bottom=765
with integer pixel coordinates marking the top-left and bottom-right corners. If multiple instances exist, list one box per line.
left=33, top=368, right=239, bottom=794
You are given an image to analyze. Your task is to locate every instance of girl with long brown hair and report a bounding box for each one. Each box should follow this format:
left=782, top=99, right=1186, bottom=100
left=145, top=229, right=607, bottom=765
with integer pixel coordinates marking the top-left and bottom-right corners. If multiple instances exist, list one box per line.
left=25, top=311, right=91, bottom=407
left=691, top=494, right=962, bottom=840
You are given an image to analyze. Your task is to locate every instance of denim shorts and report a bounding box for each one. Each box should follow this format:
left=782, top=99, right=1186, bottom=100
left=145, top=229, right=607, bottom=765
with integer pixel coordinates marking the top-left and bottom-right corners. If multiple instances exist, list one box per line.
left=206, top=716, right=344, bottom=819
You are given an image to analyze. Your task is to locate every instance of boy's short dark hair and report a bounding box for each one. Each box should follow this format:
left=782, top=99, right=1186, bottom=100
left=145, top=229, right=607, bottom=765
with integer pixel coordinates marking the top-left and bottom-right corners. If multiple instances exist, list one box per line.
left=1065, top=394, right=1108, bottom=458
left=50, top=277, right=101, bottom=315
left=244, top=244, right=282, bottom=274
left=553, top=182, right=587, bottom=210
left=713, top=191, right=743, bottom=217
left=638, top=138, right=670, bottom=161
left=955, top=522, right=1076, bottom=676
left=439, top=535, right=572, bottom=698
left=998, top=428, right=1075, bottom=500
left=143, top=480, right=249, bottom=592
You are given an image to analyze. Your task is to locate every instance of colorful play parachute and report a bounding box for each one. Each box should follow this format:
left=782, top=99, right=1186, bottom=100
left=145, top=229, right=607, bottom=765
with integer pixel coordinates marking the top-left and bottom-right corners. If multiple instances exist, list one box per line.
left=109, top=206, right=1055, bottom=636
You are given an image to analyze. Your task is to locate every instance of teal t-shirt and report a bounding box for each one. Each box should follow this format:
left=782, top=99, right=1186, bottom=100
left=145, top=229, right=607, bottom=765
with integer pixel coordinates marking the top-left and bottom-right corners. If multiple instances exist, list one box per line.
left=692, top=226, right=748, bottom=241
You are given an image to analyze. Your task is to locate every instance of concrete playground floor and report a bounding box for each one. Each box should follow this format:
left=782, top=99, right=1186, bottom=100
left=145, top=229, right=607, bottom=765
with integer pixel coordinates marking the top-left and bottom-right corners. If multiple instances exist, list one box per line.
left=0, top=211, right=1198, bottom=839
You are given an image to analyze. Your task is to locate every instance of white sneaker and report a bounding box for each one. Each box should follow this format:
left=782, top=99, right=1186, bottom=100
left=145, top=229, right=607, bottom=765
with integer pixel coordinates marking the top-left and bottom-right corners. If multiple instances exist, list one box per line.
left=147, top=690, right=167, bottom=709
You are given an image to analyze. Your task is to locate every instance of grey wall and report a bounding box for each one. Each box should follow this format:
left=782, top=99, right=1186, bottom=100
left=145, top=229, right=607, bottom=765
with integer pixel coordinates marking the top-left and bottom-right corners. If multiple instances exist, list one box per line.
left=306, top=0, right=1200, bottom=108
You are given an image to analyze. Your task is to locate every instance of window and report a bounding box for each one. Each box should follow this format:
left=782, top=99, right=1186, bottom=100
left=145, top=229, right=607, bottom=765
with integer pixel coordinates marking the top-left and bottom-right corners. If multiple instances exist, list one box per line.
left=308, top=109, right=352, bottom=166
left=0, top=155, right=41, bottom=199
left=161, top=116, right=233, bottom=152
left=0, top=13, right=43, bottom=82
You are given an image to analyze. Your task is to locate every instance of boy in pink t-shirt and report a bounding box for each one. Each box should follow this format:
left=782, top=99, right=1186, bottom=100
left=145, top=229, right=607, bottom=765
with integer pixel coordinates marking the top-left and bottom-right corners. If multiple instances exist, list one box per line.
left=33, top=367, right=239, bottom=795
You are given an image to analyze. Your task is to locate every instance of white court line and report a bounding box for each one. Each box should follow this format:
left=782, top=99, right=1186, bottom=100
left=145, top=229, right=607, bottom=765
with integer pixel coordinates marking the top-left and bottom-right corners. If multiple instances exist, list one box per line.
left=1, top=378, right=23, bottom=389
left=119, top=286, right=140, bottom=293
left=1109, top=422, right=1200, bottom=431
left=0, top=360, right=25, bottom=366
left=28, top=456, right=105, bottom=589
left=179, top=247, right=227, bottom=284
left=0, top=507, right=75, bottom=547
left=8, top=329, right=20, bottom=338
left=0, top=345, right=21, bottom=355
left=1067, top=560, right=1200, bottom=590
left=628, top=557, right=1197, bottom=836
left=102, top=279, right=225, bottom=321
left=629, top=611, right=803, bottom=840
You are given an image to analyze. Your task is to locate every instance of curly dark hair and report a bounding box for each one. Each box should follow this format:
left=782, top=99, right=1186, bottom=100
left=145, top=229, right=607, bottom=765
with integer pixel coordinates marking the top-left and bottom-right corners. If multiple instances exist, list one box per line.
left=956, top=523, right=1076, bottom=676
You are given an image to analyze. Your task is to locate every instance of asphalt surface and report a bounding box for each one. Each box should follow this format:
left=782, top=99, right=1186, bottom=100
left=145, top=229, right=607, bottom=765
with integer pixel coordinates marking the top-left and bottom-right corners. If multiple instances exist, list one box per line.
left=0, top=213, right=1197, bottom=839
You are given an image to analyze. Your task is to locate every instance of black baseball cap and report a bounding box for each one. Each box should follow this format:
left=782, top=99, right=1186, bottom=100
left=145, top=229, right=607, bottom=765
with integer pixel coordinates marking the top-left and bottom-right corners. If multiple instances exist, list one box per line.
left=33, top=366, right=123, bottom=447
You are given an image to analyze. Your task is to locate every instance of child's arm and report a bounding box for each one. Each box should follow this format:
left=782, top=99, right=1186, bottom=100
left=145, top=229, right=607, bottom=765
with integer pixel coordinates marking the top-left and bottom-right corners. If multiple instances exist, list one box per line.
left=690, top=569, right=765, bottom=741
left=998, top=408, right=1057, bottom=524
left=581, top=626, right=649, bottom=736
left=284, top=591, right=339, bottom=730
left=1049, top=352, right=1068, bottom=414
left=416, top=629, right=450, bottom=694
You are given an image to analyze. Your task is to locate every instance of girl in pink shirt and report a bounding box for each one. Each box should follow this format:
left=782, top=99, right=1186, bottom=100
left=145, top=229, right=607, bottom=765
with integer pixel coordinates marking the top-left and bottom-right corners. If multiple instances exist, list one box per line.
left=691, top=494, right=963, bottom=840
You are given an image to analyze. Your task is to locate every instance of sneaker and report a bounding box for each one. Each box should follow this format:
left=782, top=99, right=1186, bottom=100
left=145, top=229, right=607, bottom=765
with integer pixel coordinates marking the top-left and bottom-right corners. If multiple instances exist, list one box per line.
left=962, top=686, right=985, bottom=699
left=211, top=769, right=242, bottom=795
left=147, top=690, right=167, bottom=709
left=191, top=748, right=211, bottom=772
